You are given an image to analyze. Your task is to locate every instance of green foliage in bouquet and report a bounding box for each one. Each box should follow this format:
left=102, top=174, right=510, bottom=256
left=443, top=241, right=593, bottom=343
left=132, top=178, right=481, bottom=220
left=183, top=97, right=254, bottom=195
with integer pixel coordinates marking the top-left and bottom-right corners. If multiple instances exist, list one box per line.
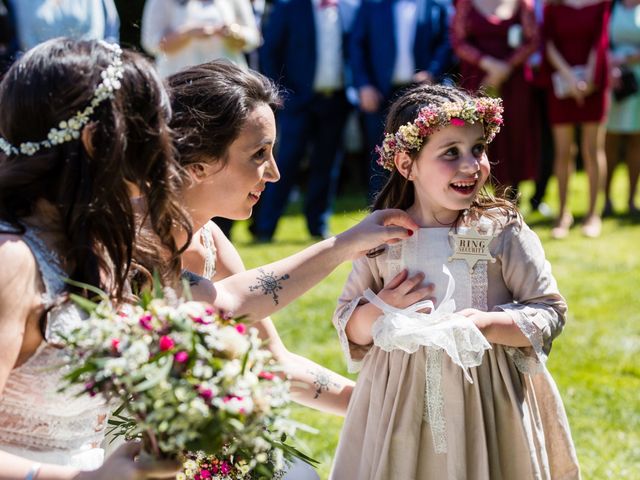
left=59, top=278, right=316, bottom=478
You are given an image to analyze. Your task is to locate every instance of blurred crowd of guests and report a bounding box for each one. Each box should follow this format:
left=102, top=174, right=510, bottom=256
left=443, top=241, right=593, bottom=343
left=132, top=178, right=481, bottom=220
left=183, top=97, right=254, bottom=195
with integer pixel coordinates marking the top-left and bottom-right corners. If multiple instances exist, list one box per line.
left=1, top=0, right=639, bottom=241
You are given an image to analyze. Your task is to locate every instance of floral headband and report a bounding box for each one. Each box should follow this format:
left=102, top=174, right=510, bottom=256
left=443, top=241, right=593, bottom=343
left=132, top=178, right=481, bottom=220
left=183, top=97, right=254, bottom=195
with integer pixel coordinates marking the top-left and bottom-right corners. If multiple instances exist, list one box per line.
left=375, top=97, right=504, bottom=171
left=0, top=42, right=124, bottom=157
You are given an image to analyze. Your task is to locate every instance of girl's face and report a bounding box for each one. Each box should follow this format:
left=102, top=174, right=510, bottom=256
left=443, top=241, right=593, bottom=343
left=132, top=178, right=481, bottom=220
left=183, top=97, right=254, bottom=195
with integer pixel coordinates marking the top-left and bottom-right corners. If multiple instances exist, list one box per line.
left=397, top=122, right=490, bottom=227
left=183, top=103, right=279, bottom=226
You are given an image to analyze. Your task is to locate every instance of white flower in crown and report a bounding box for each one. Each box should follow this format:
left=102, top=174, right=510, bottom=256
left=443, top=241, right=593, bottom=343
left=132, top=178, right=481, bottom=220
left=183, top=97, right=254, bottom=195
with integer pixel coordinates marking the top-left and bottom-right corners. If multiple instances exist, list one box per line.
left=0, top=137, right=17, bottom=156
left=0, top=42, right=124, bottom=157
left=19, top=142, right=39, bottom=156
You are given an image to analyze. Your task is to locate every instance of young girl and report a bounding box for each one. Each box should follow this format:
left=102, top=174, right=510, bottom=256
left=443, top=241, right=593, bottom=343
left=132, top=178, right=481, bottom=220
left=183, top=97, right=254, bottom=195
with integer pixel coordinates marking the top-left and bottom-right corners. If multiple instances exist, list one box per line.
left=331, top=84, right=580, bottom=479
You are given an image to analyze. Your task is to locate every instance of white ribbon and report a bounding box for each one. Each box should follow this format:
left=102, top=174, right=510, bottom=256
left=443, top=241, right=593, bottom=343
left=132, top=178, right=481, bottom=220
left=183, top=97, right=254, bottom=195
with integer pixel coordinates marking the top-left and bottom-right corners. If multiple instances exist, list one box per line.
left=365, top=265, right=492, bottom=454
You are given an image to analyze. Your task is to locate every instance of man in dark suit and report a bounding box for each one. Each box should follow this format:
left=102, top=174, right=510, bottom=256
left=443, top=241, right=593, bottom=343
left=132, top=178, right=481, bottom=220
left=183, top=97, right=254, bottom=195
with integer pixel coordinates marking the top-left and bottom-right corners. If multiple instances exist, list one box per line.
left=251, top=0, right=358, bottom=242
left=350, top=0, right=452, bottom=200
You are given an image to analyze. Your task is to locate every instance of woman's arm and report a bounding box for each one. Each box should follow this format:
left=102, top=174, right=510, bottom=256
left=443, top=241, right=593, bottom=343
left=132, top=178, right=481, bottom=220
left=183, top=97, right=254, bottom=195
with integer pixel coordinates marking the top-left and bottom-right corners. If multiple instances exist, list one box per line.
left=0, top=237, right=40, bottom=394
left=192, top=209, right=417, bottom=321
left=450, top=0, right=485, bottom=66
left=546, top=39, right=588, bottom=102
left=199, top=225, right=355, bottom=415
left=505, top=0, right=540, bottom=69
left=0, top=442, right=179, bottom=479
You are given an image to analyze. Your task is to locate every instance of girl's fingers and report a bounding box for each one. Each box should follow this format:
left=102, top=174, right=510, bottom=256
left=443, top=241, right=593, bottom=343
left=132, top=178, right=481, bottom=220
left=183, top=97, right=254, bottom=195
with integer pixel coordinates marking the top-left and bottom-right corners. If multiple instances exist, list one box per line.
left=385, top=269, right=409, bottom=290
left=394, top=273, right=425, bottom=295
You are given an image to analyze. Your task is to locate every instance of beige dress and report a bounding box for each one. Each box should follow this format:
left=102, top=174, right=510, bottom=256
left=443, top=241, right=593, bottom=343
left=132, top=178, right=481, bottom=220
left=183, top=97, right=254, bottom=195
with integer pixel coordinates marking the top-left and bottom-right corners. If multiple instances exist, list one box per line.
left=331, top=215, right=580, bottom=480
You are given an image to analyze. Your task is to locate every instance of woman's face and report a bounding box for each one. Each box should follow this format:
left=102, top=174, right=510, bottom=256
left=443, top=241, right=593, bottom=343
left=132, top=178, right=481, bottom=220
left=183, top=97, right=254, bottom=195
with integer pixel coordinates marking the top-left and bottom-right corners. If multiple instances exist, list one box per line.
left=398, top=122, right=490, bottom=226
left=183, top=103, right=279, bottom=225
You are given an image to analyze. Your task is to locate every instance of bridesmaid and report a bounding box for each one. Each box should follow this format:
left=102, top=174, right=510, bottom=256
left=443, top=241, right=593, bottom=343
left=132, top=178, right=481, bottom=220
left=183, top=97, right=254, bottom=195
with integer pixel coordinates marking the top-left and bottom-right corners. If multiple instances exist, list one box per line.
left=543, top=0, right=612, bottom=238
left=451, top=0, right=541, bottom=193
left=0, top=38, right=187, bottom=479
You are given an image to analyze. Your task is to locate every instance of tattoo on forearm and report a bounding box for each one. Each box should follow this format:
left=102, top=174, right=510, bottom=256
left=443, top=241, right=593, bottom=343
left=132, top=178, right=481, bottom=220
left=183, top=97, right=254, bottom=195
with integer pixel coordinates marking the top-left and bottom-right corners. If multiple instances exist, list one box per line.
left=309, top=369, right=340, bottom=399
left=248, top=269, right=290, bottom=305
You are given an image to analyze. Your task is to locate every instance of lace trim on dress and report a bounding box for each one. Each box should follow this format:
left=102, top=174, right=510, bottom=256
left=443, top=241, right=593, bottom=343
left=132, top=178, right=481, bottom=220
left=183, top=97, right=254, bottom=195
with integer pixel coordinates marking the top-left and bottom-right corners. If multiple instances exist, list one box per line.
left=334, top=296, right=366, bottom=373
left=201, top=223, right=217, bottom=281
left=500, top=306, right=546, bottom=374
left=425, top=349, right=446, bottom=454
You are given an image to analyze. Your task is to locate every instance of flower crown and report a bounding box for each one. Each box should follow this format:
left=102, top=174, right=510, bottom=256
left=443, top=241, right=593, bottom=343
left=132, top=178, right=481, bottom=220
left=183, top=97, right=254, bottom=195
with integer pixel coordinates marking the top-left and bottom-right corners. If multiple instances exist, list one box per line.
left=375, top=97, right=504, bottom=171
left=0, top=42, right=125, bottom=157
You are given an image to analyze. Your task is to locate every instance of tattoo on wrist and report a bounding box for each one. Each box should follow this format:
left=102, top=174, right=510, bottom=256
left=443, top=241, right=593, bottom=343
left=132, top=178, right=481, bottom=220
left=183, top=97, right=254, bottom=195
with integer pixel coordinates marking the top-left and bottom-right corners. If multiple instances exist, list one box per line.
left=248, top=269, right=290, bottom=305
left=309, top=369, right=340, bottom=399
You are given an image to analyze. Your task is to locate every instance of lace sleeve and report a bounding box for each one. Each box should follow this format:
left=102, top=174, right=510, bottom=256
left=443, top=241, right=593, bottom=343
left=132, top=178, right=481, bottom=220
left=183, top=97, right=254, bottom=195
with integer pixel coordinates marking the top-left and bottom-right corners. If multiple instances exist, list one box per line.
left=494, top=220, right=567, bottom=369
left=506, top=0, right=540, bottom=68
left=450, top=0, right=484, bottom=66
left=332, top=256, right=383, bottom=373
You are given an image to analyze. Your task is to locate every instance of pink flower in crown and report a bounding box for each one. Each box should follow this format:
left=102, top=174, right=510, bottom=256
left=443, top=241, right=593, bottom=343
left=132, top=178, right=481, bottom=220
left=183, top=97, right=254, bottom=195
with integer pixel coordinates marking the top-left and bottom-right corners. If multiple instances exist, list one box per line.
left=158, top=335, right=175, bottom=351
left=450, top=118, right=466, bottom=127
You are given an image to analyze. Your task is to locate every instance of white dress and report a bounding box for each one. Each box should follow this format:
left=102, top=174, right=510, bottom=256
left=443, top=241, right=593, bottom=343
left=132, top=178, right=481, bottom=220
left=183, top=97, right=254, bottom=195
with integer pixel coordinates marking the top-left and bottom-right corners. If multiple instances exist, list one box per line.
left=0, top=221, right=110, bottom=469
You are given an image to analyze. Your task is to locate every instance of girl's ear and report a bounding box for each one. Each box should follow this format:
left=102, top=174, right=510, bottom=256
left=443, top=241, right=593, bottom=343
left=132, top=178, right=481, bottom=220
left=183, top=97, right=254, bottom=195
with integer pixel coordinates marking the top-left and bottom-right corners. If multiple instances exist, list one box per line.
left=186, top=163, right=208, bottom=181
left=394, top=151, right=413, bottom=180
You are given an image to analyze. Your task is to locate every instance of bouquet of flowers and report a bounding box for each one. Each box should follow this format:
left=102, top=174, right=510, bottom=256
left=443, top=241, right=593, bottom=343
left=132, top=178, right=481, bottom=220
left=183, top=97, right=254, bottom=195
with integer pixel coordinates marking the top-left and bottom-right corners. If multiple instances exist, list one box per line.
left=59, top=283, right=313, bottom=478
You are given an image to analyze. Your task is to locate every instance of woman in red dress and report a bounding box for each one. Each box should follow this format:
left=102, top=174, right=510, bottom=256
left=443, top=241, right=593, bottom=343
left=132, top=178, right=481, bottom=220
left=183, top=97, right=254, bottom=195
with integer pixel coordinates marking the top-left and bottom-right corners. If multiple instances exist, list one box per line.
left=544, top=0, right=611, bottom=238
left=451, top=0, right=540, bottom=193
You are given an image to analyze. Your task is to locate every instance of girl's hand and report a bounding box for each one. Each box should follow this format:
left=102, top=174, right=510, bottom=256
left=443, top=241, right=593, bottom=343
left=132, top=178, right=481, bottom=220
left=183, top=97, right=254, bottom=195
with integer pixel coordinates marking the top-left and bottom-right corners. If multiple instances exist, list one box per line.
left=457, top=308, right=490, bottom=331
left=75, top=442, right=181, bottom=480
left=376, top=270, right=435, bottom=312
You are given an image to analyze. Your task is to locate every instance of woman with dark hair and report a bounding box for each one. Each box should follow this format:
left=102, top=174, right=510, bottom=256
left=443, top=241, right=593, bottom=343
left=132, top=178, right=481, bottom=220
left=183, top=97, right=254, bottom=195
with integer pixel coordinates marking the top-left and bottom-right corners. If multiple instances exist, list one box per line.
left=168, top=61, right=425, bottom=421
left=0, top=38, right=189, bottom=478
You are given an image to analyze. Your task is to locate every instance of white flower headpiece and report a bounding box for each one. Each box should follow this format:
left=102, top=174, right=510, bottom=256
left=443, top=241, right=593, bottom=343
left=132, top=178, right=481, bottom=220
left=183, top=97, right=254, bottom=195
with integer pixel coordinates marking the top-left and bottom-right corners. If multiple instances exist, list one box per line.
left=0, top=42, right=125, bottom=157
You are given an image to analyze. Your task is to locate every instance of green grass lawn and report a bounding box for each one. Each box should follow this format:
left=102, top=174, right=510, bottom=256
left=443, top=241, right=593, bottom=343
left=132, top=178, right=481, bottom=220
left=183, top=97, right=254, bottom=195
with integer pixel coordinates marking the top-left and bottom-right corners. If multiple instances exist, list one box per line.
left=233, top=169, right=640, bottom=479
